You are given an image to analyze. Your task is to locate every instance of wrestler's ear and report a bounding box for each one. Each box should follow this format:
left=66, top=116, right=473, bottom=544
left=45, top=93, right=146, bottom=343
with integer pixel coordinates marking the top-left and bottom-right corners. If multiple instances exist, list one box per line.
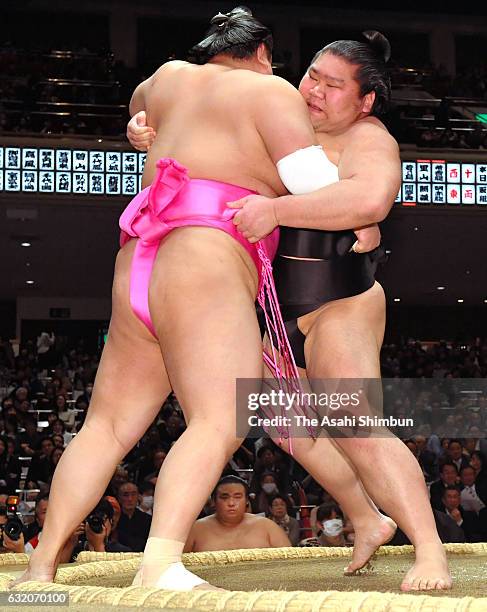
left=361, top=90, right=376, bottom=114
left=256, top=42, right=272, bottom=72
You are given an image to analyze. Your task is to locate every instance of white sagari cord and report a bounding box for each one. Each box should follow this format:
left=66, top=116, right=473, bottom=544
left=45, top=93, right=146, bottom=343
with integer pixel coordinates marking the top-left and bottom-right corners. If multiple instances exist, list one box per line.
left=276, top=145, right=339, bottom=195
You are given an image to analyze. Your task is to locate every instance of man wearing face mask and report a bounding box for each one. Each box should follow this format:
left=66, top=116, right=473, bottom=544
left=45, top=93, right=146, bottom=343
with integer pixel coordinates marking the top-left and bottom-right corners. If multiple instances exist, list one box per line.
left=251, top=471, right=293, bottom=515
left=185, top=476, right=290, bottom=552
left=316, top=503, right=346, bottom=547
left=138, top=481, right=155, bottom=515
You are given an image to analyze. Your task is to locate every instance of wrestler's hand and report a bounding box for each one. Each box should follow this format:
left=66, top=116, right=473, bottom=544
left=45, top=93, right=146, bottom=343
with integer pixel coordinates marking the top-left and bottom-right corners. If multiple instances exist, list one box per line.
left=227, top=195, right=279, bottom=243
left=351, top=223, right=381, bottom=253
left=127, top=111, right=156, bottom=151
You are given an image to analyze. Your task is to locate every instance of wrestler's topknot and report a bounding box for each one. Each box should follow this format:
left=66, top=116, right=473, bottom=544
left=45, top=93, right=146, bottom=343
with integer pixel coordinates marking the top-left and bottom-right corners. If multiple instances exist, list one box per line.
left=362, top=30, right=391, bottom=64
left=310, top=30, right=392, bottom=117
left=187, top=6, right=273, bottom=64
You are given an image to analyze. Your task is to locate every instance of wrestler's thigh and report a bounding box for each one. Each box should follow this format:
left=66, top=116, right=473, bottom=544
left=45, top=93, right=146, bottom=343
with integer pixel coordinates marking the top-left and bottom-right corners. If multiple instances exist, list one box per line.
left=303, top=281, right=386, bottom=378
left=84, top=240, right=171, bottom=447
left=149, top=228, right=262, bottom=428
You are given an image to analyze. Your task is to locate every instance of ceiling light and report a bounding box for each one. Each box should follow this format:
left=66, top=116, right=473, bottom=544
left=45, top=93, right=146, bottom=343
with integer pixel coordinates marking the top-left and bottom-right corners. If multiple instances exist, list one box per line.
left=437, top=286, right=445, bottom=290
left=26, top=280, right=34, bottom=285
left=20, top=242, right=31, bottom=247
left=457, top=299, right=464, bottom=303
left=394, top=298, right=401, bottom=302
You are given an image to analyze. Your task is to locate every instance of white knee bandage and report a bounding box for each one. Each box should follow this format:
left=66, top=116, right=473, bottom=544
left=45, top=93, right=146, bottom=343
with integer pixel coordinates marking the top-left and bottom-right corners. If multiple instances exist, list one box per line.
left=276, top=145, right=339, bottom=195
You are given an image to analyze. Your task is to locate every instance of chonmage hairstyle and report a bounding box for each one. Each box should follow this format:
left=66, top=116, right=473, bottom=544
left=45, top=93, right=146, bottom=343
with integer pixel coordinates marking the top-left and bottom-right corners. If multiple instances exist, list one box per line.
left=187, top=6, right=273, bottom=65
left=310, top=30, right=392, bottom=116
left=211, top=474, right=249, bottom=498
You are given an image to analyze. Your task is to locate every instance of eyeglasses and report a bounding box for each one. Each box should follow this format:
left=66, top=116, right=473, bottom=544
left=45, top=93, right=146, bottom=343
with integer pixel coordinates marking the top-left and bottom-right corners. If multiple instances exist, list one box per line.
left=120, top=492, right=138, bottom=497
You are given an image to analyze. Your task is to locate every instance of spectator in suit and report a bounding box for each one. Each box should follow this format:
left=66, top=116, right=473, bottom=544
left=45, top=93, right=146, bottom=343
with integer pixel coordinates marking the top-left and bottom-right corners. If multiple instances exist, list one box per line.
left=447, top=439, right=470, bottom=473
left=116, top=481, right=151, bottom=552
left=470, top=451, right=487, bottom=485
left=412, top=435, right=438, bottom=481
left=25, top=436, right=55, bottom=488
left=440, top=486, right=483, bottom=542
left=268, top=494, right=300, bottom=546
left=430, top=462, right=459, bottom=511
left=23, top=493, right=49, bottom=543
left=460, top=465, right=486, bottom=514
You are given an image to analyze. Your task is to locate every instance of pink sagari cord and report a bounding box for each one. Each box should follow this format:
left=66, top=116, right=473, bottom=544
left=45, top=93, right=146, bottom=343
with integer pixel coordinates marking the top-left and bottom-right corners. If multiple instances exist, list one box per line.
left=119, top=158, right=317, bottom=452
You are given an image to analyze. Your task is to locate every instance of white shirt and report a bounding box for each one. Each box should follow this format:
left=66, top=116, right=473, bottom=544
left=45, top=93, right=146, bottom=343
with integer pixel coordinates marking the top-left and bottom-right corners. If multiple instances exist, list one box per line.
left=461, top=485, right=486, bottom=513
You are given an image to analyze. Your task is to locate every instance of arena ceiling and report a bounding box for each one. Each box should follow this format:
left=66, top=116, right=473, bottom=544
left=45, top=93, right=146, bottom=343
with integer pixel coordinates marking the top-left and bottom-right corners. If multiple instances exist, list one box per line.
left=2, top=195, right=487, bottom=308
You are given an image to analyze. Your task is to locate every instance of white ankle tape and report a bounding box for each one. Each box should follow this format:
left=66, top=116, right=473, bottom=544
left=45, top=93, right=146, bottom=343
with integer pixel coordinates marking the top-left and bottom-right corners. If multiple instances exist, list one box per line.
left=153, top=562, right=207, bottom=591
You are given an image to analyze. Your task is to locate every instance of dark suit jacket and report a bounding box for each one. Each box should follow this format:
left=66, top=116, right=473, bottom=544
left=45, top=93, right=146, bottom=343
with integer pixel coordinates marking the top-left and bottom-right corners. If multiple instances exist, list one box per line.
left=430, top=480, right=452, bottom=511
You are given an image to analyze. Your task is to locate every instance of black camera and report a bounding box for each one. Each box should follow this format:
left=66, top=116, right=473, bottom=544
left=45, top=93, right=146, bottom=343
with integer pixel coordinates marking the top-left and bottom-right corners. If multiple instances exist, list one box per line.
left=0, top=496, right=24, bottom=545
left=86, top=510, right=106, bottom=534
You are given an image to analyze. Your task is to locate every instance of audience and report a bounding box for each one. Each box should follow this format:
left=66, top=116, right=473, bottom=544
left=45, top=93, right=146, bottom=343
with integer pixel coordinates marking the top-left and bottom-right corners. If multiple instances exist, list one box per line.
left=116, top=481, right=151, bottom=552
left=268, top=494, right=301, bottom=546
left=0, top=333, right=485, bottom=560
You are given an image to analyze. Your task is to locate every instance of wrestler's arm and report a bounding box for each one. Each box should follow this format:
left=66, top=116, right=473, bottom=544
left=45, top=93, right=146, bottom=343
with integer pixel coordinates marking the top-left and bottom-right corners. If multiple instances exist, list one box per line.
left=253, top=76, right=318, bottom=161
left=129, top=80, right=149, bottom=116
left=264, top=518, right=292, bottom=547
left=274, top=123, right=401, bottom=229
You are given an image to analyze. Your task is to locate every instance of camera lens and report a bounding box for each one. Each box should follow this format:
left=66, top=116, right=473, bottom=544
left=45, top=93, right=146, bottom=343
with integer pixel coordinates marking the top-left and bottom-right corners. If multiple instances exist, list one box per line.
left=5, top=517, right=23, bottom=541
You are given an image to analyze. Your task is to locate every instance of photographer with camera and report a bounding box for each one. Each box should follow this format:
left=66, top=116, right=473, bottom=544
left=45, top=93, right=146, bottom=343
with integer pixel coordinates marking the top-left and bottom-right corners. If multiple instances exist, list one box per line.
left=72, top=498, right=132, bottom=556
left=0, top=500, right=25, bottom=553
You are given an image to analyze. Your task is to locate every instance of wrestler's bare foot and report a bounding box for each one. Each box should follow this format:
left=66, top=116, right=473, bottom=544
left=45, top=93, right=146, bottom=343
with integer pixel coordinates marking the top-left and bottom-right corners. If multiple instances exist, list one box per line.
left=344, top=515, right=397, bottom=575
left=401, top=541, right=452, bottom=591
left=9, top=560, right=56, bottom=589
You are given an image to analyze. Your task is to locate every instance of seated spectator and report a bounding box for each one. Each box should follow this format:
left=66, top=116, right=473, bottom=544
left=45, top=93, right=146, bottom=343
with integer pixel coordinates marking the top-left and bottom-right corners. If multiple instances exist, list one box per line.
left=1, top=415, right=19, bottom=441
left=316, top=503, right=347, bottom=547
left=250, top=471, right=289, bottom=515
left=139, top=448, right=167, bottom=487
left=411, top=434, right=438, bottom=481
left=116, top=481, right=151, bottom=552
left=430, top=462, right=460, bottom=511
left=184, top=475, right=290, bottom=552
left=460, top=465, right=486, bottom=514
left=47, top=446, right=64, bottom=483
left=0, top=435, right=21, bottom=493
left=268, top=494, right=300, bottom=546
left=104, top=464, right=129, bottom=498
left=447, top=439, right=470, bottom=473
left=158, top=414, right=185, bottom=446
left=18, top=416, right=41, bottom=456
left=439, top=486, right=483, bottom=542
left=137, top=481, right=154, bottom=516
left=250, top=444, right=290, bottom=495
left=51, top=433, right=65, bottom=449
left=50, top=418, right=72, bottom=446
left=25, top=436, right=55, bottom=487
left=23, top=492, right=48, bottom=543
left=309, top=489, right=335, bottom=536
left=470, top=450, right=487, bottom=485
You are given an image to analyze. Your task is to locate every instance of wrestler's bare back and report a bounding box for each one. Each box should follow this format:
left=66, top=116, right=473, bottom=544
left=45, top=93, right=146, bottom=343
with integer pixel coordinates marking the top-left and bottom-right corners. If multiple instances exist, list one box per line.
left=138, top=60, right=290, bottom=196
left=186, top=513, right=289, bottom=552
left=114, top=59, right=316, bottom=343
